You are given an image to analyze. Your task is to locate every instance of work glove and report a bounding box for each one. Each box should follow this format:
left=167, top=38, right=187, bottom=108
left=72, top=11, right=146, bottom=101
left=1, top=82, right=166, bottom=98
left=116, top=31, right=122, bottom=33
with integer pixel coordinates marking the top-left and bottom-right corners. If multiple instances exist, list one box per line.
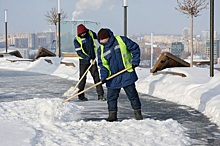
left=101, top=78, right=107, bottom=84
left=132, top=64, right=138, bottom=69
left=90, top=59, right=95, bottom=65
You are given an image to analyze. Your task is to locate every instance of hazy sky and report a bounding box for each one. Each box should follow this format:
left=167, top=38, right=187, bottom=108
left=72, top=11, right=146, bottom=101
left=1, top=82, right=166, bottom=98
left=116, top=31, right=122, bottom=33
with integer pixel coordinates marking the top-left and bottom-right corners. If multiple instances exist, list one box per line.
left=0, top=0, right=219, bottom=35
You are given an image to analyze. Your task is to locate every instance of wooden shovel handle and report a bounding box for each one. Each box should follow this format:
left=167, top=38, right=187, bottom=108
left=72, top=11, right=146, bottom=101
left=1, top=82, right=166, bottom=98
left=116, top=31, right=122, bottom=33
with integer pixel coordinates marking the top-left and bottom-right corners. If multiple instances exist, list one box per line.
left=63, top=66, right=132, bottom=103
left=74, top=56, right=97, bottom=89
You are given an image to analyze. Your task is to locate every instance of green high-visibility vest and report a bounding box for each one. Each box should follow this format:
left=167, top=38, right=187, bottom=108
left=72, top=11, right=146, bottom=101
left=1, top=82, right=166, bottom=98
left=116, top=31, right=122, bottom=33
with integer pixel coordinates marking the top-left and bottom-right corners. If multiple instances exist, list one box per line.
left=100, top=36, right=133, bottom=77
left=75, top=30, right=98, bottom=59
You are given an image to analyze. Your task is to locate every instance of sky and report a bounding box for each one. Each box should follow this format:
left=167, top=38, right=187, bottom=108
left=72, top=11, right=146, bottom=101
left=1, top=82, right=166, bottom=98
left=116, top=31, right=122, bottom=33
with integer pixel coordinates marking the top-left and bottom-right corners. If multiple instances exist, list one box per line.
left=0, top=0, right=219, bottom=36
left=0, top=55, right=220, bottom=145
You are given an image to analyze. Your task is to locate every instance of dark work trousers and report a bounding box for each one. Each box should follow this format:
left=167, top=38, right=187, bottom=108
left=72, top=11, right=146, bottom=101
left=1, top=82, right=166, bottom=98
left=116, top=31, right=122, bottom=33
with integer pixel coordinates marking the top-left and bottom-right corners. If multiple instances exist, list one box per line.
left=78, top=62, right=104, bottom=99
left=107, top=83, right=141, bottom=111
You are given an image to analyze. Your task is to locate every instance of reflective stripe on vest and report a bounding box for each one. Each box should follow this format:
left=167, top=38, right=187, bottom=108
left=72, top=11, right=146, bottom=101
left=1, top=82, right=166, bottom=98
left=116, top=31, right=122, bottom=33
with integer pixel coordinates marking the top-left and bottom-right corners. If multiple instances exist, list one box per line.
left=75, top=30, right=98, bottom=59
left=115, top=36, right=133, bottom=72
left=100, top=36, right=133, bottom=77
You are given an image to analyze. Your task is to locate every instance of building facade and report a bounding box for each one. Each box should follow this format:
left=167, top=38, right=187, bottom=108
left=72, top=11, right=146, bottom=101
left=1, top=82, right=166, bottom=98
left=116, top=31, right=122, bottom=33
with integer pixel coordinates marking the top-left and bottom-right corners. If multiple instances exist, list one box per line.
left=170, top=42, right=184, bottom=57
left=205, top=39, right=220, bottom=63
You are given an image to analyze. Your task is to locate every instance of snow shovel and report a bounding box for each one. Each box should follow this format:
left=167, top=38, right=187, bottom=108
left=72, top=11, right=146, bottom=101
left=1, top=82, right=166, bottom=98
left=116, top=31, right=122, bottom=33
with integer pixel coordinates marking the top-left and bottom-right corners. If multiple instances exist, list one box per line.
left=63, top=66, right=132, bottom=103
left=62, top=57, right=97, bottom=97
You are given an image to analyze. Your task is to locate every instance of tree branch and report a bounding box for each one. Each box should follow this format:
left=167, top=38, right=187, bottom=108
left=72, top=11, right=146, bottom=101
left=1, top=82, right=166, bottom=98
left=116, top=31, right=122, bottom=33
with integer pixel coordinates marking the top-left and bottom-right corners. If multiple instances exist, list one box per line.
left=45, top=7, right=68, bottom=26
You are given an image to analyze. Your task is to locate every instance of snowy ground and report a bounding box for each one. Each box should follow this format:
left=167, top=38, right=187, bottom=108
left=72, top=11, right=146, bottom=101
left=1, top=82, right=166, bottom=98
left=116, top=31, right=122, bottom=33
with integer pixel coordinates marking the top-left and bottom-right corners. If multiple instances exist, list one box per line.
left=0, top=55, right=220, bottom=145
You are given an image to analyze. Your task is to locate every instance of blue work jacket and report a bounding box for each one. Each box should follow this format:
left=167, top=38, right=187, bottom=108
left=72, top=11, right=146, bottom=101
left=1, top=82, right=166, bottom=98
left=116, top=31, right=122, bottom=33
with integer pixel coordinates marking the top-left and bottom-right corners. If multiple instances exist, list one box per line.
left=97, top=29, right=140, bottom=89
left=74, top=30, right=97, bottom=64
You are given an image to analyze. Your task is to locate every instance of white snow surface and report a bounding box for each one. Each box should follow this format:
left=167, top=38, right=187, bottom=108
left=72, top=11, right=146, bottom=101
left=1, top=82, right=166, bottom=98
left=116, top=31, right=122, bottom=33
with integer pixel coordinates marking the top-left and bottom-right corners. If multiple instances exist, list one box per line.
left=0, top=55, right=220, bottom=146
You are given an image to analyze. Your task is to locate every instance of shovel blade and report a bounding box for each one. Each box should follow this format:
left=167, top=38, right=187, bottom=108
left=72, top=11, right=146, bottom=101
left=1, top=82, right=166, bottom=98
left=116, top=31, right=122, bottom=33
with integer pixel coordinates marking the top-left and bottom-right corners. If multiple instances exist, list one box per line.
left=62, top=87, right=79, bottom=97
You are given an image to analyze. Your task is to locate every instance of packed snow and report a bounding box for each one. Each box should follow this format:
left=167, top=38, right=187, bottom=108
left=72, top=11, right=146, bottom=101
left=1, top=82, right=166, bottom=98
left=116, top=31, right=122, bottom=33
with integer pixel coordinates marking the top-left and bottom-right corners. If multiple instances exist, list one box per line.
left=0, top=55, right=220, bottom=146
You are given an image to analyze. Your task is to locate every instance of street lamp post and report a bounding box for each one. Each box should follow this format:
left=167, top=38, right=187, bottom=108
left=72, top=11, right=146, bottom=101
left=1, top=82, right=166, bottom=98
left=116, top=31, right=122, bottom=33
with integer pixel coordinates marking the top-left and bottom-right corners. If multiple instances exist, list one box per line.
left=58, top=0, right=61, bottom=57
left=210, top=0, right=214, bottom=77
left=151, top=33, right=154, bottom=68
left=5, top=9, right=8, bottom=53
left=123, top=0, right=128, bottom=37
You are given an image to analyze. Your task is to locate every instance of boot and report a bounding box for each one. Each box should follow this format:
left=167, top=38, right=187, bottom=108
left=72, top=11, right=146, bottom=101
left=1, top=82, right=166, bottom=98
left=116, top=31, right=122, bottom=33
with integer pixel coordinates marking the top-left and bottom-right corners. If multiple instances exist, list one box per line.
left=98, top=95, right=106, bottom=101
left=106, top=111, right=117, bottom=122
left=78, top=94, right=88, bottom=101
left=134, top=109, right=143, bottom=120
left=79, top=97, right=88, bottom=101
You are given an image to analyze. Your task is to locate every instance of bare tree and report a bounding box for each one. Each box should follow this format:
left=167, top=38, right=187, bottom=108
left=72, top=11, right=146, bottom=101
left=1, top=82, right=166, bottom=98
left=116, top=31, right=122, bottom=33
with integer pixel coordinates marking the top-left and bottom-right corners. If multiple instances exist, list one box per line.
left=45, top=7, right=67, bottom=28
left=45, top=7, right=67, bottom=55
left=175, top=0, right=208, bottom=67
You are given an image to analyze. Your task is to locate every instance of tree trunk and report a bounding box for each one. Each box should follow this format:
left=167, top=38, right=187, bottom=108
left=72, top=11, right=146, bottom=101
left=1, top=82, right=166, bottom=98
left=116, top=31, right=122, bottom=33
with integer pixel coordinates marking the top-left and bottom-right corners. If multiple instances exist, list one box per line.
left=190, top=14, right=194, bottom=67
